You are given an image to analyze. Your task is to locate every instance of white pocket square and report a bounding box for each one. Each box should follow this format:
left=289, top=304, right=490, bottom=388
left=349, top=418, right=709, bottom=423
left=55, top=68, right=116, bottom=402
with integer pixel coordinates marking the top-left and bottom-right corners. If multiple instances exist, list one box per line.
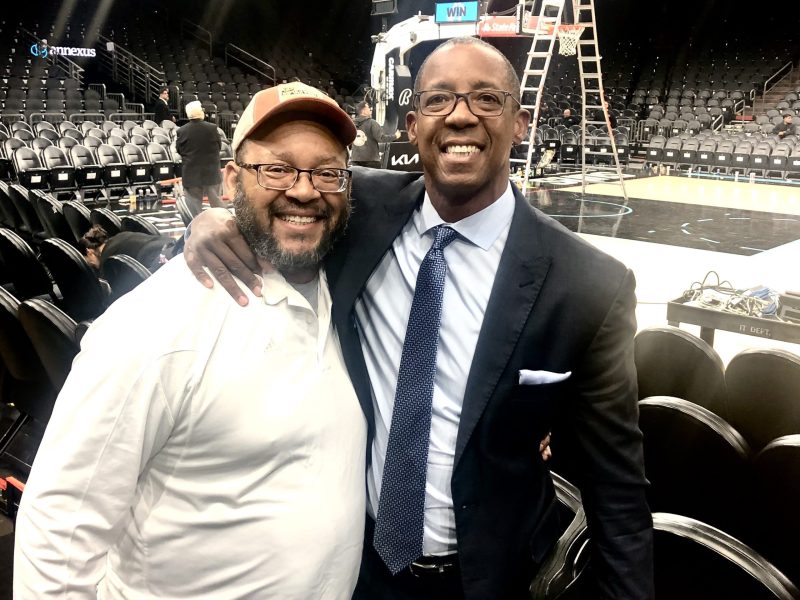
left=518, top=369, right=572, bottom=385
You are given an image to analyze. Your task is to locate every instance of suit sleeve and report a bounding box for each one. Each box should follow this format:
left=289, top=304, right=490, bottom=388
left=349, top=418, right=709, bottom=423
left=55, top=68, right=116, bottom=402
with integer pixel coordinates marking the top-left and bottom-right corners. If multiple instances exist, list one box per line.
left=569, top=269, right=654, bottom=599
left=13, top=325, right=191, bottom=598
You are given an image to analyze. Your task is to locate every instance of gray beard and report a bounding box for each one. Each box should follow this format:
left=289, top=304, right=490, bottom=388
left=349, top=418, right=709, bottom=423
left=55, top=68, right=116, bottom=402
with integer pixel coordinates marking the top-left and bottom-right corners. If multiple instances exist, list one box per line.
left=233, top=183, right=349, bottom=275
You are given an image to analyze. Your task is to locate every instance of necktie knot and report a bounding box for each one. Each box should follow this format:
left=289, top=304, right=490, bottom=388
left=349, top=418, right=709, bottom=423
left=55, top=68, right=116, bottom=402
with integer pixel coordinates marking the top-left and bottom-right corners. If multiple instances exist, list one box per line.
left=432, top=225, right=458, bottom=251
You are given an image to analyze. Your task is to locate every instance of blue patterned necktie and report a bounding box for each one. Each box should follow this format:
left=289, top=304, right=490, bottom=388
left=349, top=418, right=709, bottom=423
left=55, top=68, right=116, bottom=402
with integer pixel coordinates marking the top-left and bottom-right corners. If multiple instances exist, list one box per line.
left=373, top=224, right=459, bottom=575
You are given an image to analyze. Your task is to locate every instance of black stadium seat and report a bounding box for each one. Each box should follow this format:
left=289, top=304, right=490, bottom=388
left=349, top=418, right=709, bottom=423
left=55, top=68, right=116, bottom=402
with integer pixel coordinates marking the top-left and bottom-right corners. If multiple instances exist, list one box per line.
left=0, top=229, right=56, bottom=301
left=40, top=146, right=77, bottom=192
left=62, top=201, right=93, bottom=245
left=638, top=396, right=751, bottom=540
left=95, top=144, right=129, bottom=189
left=69, top=145, right=104, bottom=191
left=121, top=143, right=153, bottom=184
left=725, top=348, right=800, bottom=452
left=12, top=147, right=49, bottom=190
left=634, top=326, right=728, bottom=417
left=18, top=298, right=80, bottom=391
left=121, top=214, right=161, bottom=235
left=146, top=142, right=175, bottom=180
left=102, top=254, right=152, bottom=303
left=752, top=435, right=800, bottom=586
left=38, top=238, right=108, bottom=322
left=90, top=207, right=122, bottom=236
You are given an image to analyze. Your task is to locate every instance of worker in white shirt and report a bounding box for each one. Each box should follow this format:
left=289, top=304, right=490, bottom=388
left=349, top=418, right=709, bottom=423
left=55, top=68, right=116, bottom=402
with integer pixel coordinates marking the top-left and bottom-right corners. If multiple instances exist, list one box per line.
left=14, top=82, right=366, bottom=599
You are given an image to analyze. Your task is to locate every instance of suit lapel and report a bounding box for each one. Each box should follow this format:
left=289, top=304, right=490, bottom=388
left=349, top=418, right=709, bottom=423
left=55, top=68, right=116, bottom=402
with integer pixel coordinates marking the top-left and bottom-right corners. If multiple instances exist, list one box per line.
left=331, top=176, right=425, bottom=320
left=454, top=190, right=553, bottom=466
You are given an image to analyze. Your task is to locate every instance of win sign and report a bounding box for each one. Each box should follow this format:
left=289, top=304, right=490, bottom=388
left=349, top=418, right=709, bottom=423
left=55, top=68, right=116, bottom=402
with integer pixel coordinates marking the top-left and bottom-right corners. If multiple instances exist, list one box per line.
left=434, top=1, right=479, bottom=23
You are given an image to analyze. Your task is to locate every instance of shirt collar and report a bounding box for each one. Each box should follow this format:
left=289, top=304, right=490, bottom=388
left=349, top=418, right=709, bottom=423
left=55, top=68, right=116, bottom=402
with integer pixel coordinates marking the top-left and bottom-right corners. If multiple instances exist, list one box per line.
left=260, top=268, right=328, bottom=310
left=416, top=182, right=515, bottom=250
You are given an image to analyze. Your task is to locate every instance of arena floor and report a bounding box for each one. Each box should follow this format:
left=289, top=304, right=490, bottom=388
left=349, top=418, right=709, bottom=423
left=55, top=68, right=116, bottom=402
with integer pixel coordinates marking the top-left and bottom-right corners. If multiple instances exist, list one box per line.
left=526, top=170, right=800, bottom=364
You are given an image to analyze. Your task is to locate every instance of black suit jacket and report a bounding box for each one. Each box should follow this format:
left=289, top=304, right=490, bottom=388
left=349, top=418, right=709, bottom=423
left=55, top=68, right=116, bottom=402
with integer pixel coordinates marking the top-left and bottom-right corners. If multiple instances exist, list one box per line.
left=153, top=98, right=171, bottom=125
left=326, top=167, right=653, bottom=599
left=176, top=120, right=222, bottom=187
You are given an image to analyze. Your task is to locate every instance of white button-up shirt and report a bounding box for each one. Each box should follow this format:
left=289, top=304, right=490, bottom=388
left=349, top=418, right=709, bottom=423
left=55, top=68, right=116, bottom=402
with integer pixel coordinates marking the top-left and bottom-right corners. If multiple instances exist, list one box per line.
left=356, top=184, right=514, bottom=555
left=15, top=255, right=367, bottom=599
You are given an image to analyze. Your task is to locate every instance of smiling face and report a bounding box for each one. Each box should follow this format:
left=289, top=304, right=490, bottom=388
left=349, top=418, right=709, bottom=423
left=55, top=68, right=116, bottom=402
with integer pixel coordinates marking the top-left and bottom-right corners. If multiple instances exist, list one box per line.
left=224, top=119, right=351, bottom=283
left=406, top=43, right=529, bottom=221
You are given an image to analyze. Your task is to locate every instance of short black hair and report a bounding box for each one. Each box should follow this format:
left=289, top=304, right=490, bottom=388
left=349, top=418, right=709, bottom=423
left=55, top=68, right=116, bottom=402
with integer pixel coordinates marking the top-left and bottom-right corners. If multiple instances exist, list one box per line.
left=413, top=37, right=520, bottom=102
left=159, top=86, right=169, bottom=95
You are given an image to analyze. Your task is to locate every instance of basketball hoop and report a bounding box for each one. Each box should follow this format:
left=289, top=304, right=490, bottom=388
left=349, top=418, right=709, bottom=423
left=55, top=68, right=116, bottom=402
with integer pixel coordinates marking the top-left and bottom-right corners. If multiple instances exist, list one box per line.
left=557, top=25, right=585, bottom=56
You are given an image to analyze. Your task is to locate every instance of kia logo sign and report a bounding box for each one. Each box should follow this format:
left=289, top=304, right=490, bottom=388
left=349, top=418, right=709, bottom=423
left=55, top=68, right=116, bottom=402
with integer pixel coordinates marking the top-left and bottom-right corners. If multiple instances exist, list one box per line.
left=398, top=88, right=413, bottom=107
left=390, top=154, right=419, bottom=166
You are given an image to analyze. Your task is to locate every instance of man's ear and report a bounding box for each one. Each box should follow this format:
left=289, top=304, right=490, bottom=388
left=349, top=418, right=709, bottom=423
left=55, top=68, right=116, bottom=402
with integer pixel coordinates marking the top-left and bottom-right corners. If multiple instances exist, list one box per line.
left=223, top=161, right=239, bottom=197
left=406, top=111, right=418, bottom=147
left=513, top=108, right=531, bottom=146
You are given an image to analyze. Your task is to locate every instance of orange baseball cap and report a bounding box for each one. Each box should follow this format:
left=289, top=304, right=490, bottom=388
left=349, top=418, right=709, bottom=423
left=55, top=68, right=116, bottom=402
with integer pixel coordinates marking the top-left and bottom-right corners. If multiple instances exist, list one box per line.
left=231, top=82, right=356, bottom=154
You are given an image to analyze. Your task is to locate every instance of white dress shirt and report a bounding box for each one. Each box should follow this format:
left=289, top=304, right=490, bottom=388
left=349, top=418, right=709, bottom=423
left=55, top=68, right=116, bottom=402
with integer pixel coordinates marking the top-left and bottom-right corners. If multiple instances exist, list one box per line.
left=356, top=183, right=514, bottom=555
left=15, top=255, right=367, bottom=599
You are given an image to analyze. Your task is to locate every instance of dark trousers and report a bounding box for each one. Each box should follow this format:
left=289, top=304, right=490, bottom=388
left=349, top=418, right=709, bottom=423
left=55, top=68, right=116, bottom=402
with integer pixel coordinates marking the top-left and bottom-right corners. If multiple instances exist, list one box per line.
left=352, top=518, right=465, bottom=600
left=185, top=184, right=224, bottom=215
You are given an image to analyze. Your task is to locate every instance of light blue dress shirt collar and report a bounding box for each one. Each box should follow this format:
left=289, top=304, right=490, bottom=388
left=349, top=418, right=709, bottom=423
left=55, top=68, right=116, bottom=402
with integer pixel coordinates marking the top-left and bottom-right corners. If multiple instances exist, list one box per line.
left=416, top=182, right=516, bottom=250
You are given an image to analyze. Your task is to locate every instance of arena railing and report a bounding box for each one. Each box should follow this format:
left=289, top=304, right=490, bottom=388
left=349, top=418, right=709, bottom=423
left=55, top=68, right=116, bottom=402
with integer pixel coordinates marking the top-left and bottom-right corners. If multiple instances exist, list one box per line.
left=97, top=34, right=166, bottom=104
left=69, top=112, right=106, bottom=125
left=760, top=61, right=794, bottom=110
left=29, top=113, right=70, bottom=126
left=181, top=19, right=213, bottom=56
left=225, top=44, right=276, bottom=88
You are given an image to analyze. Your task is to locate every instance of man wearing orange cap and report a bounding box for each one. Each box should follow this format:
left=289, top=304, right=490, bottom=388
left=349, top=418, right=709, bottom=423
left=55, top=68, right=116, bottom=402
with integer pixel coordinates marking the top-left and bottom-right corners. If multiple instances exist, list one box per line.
left=15, top=83, right=367, bottom=599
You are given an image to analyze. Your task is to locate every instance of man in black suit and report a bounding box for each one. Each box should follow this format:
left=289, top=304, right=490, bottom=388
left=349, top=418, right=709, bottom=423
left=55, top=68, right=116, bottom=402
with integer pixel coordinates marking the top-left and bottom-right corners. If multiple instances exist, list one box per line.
left=153, top=87, right=174, bottom=125
left=184, top=37, right=653, bottom=599
left=176, top=101, right=225, bottom=215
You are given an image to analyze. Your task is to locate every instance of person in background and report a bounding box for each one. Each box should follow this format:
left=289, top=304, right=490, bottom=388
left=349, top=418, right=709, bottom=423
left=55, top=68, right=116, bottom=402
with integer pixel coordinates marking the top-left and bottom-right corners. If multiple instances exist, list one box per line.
left=176, top=100, right=225, bottom=215
left=351, top=101, right=401, bottom=168
left=775, top=113, right=796, bottom=139
left=79, top=224, right=178, bottom=272
left=561, top=107, right=580, bottom=127
left=153, top=86, right=173, bottom=124
left=15, top=82, right=366, bottom=599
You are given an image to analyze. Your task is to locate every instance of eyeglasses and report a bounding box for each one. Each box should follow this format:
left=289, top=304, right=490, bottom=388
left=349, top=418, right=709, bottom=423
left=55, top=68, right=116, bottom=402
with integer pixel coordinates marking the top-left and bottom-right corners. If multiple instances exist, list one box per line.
left=414, top=89, right=520, bottom=117
left=236, top=163, right=352, bottom=193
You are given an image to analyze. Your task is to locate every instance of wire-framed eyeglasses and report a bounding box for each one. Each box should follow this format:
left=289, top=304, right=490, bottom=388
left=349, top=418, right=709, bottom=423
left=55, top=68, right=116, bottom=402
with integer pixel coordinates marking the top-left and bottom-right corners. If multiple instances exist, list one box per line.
left=413, top=89, right=521, bottom=117
left=236, top=163, right=352, bottom=193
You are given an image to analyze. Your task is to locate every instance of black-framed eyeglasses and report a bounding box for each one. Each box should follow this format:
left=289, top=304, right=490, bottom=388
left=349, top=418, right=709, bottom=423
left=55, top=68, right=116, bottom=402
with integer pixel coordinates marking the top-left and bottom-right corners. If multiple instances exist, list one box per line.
left=236, top=163, right=352, bottom=193
left=414, top=89, right=521, bottom=117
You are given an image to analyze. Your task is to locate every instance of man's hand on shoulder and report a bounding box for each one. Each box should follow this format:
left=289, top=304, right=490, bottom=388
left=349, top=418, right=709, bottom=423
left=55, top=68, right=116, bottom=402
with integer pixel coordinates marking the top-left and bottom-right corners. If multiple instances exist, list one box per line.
left=183, top=208, right=264, bottom=306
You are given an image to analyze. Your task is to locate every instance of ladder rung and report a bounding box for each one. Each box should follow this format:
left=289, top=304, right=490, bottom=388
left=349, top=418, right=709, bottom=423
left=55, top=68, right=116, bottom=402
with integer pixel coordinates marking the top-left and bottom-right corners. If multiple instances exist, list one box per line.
left=524, top=70, right=546, bottom=75
left=579, top=57, right=599, bottom=62
left=509, top=158, right=527, bottom=163
left=527, top=52, right=551, bottom=58
left=521, top=105, right=539, bottom=110
left=581, top=73, right=601, bottom=78
left=584, top=89, right=602, bottom=93
left=579, top=40, right=596, bottom=45
left=522, top=88, right=542, bottom=93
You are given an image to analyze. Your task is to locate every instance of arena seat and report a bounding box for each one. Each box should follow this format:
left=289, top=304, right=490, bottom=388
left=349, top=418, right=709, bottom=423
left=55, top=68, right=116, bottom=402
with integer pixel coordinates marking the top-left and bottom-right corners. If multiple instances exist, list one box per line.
left=18, top=298, right=80, bottom=391
left=95, top=144, right=129, bottom=189
left=146, top=142, right=175, bottom=180
left=730, top=141, right=754, bottom=175
left=68, top=145, right=104, bottom=192
left=62, top=201, right=93, bottom=245
left=6, top=184, right=47, bottom=242
left=40, top=146, right=77, bottom=192
left=0, top=286, right=58, bottom=474
left=725, top=348, right=800, bottom=452
left=12, top=147, right=49, bottom=190
left=38, top=238, right=108, bottom=322
left=90, top=207, right=122, bottom=236
left=30, top=191, right=75, bottom=244
left=0, top=229, right=56, bottom=301
left=634, top=326, right=728, bottom=416
left=121, top=143, right=153, bottom=184
left=121, top=214, right=160, bottom=236
left=752, top=435, right=800, bottom=586
left=639, top=396, right=751, bottom=539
